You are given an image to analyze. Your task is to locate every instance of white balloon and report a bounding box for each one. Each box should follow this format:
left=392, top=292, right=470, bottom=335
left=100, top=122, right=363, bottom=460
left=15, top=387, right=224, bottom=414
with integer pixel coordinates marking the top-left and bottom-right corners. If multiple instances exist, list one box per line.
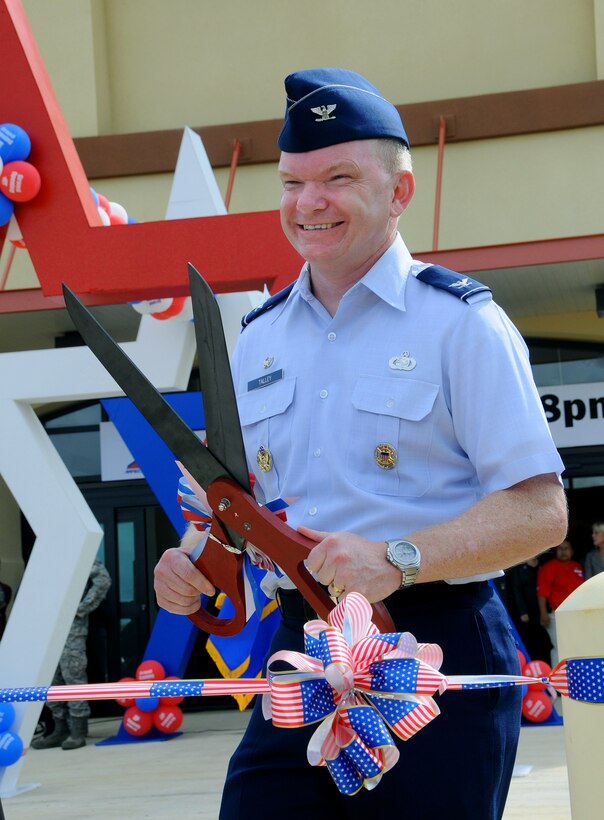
left=97, top=206, right=111, bottom=226
left=131, top=298, right=173, bottom=315
left=108, top=201, right=128, bottom=222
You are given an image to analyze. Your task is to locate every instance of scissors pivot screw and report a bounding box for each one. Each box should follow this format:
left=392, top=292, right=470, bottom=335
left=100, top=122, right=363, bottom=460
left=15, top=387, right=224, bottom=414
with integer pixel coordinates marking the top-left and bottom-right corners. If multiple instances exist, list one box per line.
left=243, top=522, right=252, bottom=531
left=218, top=498, right=231, bottom=512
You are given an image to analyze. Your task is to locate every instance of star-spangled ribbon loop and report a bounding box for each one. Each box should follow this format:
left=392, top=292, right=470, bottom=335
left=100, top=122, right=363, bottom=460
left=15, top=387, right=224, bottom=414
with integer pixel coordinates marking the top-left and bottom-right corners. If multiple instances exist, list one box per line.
left=263, top=592, right=443, bottom=794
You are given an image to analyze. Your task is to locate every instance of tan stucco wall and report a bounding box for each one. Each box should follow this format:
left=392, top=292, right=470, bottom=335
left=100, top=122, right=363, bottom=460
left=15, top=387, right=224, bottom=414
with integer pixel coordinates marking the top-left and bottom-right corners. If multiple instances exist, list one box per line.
left=3, top=0, right=604, bottom=347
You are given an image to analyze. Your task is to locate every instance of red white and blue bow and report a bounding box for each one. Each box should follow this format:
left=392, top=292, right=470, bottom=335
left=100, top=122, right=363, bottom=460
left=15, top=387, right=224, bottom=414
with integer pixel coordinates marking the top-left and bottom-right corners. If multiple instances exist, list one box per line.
left=262, top=592, right=445, bottom=795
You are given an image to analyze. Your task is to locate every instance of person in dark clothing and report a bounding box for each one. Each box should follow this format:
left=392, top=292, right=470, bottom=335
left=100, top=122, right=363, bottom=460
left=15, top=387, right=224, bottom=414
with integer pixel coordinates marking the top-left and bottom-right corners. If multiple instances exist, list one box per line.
left=506, top=558, right=552, bottom=664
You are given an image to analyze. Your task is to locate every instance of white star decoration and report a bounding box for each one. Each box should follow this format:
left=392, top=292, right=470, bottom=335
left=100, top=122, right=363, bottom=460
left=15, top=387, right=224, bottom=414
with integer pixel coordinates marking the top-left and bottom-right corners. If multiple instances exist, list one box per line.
left=0, top=128, right=258, bottom=797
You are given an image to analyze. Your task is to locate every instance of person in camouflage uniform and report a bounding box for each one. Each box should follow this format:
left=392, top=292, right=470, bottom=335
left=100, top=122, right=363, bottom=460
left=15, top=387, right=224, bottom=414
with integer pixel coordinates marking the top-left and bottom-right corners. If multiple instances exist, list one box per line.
left=33, top=559, right=111, bottom=750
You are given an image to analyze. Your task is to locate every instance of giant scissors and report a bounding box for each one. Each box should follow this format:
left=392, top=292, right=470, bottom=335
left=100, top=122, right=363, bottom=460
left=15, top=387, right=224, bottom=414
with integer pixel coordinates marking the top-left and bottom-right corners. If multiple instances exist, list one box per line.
left=63, top=266, right=395, bottom=636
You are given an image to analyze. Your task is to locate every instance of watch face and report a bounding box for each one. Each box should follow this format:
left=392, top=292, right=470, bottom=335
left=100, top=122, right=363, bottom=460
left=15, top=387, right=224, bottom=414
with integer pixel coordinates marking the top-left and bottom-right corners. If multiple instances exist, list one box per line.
left=392, top=542, right=417, bottom=564
left=396, top=543, right=418, bottom=563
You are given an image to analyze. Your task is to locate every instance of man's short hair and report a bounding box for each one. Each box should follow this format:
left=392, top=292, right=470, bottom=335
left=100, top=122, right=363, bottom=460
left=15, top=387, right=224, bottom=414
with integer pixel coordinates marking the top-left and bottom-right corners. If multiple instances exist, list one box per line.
left=374, top=139, right=413, bottom=175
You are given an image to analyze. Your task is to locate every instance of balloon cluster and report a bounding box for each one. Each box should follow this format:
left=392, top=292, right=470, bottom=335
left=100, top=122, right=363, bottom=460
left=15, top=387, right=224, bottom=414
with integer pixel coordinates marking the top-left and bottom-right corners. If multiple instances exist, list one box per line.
left=89, top=186, right=136, bottom=228
left=0, top=123, right=42, bottom=226
left=131, top=296, right=193, bottom=322
left=117, top=659, right=184, bottom=737
left=0, top=702, right=23, bottom=768
left=517, top=651, right=555, bottom=722
left=89, top=186, right=191, bottom=321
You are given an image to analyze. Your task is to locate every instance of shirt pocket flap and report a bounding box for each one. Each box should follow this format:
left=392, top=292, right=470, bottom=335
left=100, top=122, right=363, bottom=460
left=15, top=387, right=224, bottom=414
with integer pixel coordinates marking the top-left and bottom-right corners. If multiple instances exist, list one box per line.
left=352, top=376, right=439, bottom=421
left=238, top=377, right=296, bottom=426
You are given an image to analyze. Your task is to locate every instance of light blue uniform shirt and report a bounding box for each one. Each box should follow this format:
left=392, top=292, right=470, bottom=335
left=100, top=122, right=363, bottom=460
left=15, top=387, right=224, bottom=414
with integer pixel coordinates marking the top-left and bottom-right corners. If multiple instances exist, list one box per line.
left=232, top=234, right=563, bottom=586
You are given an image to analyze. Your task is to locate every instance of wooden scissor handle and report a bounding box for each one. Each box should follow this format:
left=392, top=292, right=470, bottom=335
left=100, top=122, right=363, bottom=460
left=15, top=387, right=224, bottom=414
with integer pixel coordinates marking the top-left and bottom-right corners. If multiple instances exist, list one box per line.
left=206, top=477, right=396, bottom=634
left=187, top=515, right=247, bottom=636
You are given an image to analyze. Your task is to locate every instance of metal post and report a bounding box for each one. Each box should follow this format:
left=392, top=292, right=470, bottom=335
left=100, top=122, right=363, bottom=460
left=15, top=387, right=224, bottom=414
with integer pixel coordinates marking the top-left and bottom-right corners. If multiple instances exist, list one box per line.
left=224, top=138, right=241, bottom=212
left=432, top=115, right=447, bottom=251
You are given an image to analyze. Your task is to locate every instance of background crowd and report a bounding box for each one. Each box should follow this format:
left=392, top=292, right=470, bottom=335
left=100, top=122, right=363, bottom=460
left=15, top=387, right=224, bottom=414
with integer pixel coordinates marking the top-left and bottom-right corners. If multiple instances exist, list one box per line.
left=498, top=521, right=604, bottom=666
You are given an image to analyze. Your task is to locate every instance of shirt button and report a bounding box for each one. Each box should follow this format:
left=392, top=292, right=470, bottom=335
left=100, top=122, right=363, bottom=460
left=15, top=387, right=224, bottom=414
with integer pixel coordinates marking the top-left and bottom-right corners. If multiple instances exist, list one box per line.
left=319, top=389, right=328, bottom=399
left=309, top=506, right=318, bottom=516
left=386, top=399, right=394, bottom=408
left=327, top=332, right=337, bottom=341
left=313, top=448, right=321, bottom=457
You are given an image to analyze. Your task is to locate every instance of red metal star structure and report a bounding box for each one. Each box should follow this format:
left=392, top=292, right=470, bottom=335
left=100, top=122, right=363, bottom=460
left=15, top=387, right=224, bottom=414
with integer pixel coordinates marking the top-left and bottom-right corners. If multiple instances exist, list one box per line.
left=0, top=0, right=301, bottom=307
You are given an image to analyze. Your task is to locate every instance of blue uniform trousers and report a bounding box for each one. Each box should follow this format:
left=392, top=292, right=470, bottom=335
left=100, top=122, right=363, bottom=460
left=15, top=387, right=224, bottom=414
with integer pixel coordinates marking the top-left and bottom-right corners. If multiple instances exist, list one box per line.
left=220, top=581, right=521, bottom=820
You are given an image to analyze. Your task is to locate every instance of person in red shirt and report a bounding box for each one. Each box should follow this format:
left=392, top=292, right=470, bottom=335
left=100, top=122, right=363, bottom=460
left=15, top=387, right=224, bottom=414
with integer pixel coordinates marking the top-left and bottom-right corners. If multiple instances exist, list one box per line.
left=537, top=539, right=584, bottom=665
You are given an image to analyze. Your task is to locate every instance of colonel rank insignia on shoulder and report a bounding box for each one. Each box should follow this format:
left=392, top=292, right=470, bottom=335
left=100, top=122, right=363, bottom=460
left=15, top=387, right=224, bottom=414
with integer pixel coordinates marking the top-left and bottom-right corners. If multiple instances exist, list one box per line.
left=415, top=265, right=491, bottom=301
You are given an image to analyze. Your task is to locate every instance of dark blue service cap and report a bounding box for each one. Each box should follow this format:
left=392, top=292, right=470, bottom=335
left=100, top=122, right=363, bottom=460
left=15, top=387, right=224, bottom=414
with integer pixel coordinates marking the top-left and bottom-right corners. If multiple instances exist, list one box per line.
left=277, top=67, right=409, bottom=153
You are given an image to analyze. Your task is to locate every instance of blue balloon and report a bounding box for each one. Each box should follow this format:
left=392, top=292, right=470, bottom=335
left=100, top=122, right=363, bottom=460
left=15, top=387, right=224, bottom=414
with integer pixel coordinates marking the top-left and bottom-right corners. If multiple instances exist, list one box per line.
left=89, top=186, right=99, bottom=207
left=0, top=123, right=31, bottom=162
left=135, top=696, right=159, bottom=712
left=0, top=731, right=23, bottom=767
left=0, top=191, right=14, bottom=226
left=0, top=703, right=15, bottom=733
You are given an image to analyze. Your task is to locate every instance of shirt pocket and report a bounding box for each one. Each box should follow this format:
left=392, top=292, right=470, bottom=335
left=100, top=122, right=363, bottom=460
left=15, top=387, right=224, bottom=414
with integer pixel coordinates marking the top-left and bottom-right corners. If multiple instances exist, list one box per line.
left=237, top=377, right=296, bottom=500
left=346, top=375, right=439, bottom=497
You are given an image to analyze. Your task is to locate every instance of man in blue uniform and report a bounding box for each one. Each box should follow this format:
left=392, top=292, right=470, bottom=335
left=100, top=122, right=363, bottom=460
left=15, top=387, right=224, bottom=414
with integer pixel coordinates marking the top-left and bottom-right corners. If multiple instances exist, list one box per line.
left=155, top=68, right=567, bottom=818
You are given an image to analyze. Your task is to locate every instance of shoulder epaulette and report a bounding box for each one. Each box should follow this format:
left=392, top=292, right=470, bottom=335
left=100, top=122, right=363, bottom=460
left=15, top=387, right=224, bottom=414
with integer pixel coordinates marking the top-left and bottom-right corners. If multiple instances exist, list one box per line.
left=241, top=282, right=295, bottom=329
left=415, top=264, right=491, bottom=301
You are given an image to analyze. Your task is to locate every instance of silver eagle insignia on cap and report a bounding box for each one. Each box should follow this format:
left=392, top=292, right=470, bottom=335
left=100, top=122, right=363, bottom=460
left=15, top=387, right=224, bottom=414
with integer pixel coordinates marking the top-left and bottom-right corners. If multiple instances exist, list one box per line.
left=311, top=104, right=337, bottom=122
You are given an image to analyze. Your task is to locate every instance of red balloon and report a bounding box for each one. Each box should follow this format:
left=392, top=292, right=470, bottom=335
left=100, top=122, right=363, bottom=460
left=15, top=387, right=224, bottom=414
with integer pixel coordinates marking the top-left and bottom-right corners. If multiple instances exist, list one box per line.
left=523, top=659, right=552, bottom=691
left=0, top=161, right=41, bottom=202
left=516, top=649, right=526, bottom=673
left=135, top=659, right=166, bottom=681
left=115, top=677, right=136, bottom=707
left=150, top=296, right=188, bottom=320
left=159, top=676, right=185, bottom=706
left=122, top=706, right=154, bottom=736
left=109, top=212, right=127, bottom=225
left=153, top=705, right=183, bottom=734
left=97, top=193, right=110, bottom=214
left=522, top=691, right=553, bottom=722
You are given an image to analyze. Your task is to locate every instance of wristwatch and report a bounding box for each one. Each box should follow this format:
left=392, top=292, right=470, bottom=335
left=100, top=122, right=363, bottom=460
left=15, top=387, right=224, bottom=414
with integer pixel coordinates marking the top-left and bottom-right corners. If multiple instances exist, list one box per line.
left=385, top=539, right=421, bottom=589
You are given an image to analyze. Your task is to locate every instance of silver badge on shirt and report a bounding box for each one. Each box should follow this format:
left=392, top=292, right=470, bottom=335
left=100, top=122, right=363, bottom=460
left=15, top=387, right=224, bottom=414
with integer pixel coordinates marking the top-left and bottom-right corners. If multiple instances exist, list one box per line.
left=389, top=352, right=416, bottom=371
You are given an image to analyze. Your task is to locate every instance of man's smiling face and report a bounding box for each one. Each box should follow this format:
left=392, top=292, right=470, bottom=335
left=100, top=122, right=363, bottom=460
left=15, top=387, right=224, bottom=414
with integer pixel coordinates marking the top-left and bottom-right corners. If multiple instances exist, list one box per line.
left=278, top=139, right=408, bottom=283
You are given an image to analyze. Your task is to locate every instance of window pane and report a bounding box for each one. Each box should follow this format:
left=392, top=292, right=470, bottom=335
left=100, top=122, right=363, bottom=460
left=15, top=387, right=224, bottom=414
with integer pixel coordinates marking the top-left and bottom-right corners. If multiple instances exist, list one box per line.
left=528, top=342, right=604, bottom=387
left=45, top=404, right=102, bottom=428
left=49, top=430, right=100, bottom=477
left=117, top=520, right=136, bottom=602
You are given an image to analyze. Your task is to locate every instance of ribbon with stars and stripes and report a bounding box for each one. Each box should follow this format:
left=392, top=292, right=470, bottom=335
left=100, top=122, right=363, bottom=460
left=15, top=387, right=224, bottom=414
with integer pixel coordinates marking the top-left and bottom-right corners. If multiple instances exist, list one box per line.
left=1, top=592, right=603, bottom=796
left=263, top=593, right=445, bottom=795
left=177, top=474, right=288, bottom=574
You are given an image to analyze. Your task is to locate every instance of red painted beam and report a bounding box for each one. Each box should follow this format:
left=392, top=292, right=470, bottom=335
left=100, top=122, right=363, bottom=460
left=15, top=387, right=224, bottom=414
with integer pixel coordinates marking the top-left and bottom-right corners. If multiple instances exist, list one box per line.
left=417, top=233, right=604, bottom=273
left=0, top=0, right=301, bottom=301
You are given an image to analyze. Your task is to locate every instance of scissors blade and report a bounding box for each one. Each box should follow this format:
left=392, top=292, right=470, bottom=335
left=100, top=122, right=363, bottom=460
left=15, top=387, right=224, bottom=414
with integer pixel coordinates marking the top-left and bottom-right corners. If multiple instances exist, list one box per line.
left=188, top=264, right=251, bottom=496
left=62, top=282, right=246, bottom=552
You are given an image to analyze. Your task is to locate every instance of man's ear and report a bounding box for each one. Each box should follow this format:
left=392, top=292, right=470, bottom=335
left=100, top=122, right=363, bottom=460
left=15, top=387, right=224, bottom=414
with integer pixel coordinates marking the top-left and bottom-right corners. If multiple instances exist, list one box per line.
left=391, top=170, right=415, bottom=217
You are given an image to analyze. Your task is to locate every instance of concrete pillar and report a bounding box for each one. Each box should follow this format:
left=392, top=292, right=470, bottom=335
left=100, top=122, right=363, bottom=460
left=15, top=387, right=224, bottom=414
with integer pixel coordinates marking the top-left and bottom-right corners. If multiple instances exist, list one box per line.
left=556, top=572, right=604, bottom=820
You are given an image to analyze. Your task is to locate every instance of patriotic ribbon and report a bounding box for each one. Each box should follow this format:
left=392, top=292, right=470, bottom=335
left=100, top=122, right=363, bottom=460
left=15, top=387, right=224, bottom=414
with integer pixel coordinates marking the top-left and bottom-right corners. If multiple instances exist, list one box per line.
left=1, top=593, right=604, bottom=796
left=177, top=473, right=288, bottom=574
left=262, top=593, right=445, bottom=795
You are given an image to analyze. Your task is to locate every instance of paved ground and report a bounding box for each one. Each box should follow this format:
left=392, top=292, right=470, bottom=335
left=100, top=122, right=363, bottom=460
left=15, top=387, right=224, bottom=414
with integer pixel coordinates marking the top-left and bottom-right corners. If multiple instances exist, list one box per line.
left=1, top=710, right=571, bottom=819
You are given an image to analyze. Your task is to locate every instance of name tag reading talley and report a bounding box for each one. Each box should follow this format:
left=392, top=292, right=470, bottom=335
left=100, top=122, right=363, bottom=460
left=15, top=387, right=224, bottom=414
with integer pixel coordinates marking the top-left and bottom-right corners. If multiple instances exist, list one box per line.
left=248, top=369, right=284, bottom=391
